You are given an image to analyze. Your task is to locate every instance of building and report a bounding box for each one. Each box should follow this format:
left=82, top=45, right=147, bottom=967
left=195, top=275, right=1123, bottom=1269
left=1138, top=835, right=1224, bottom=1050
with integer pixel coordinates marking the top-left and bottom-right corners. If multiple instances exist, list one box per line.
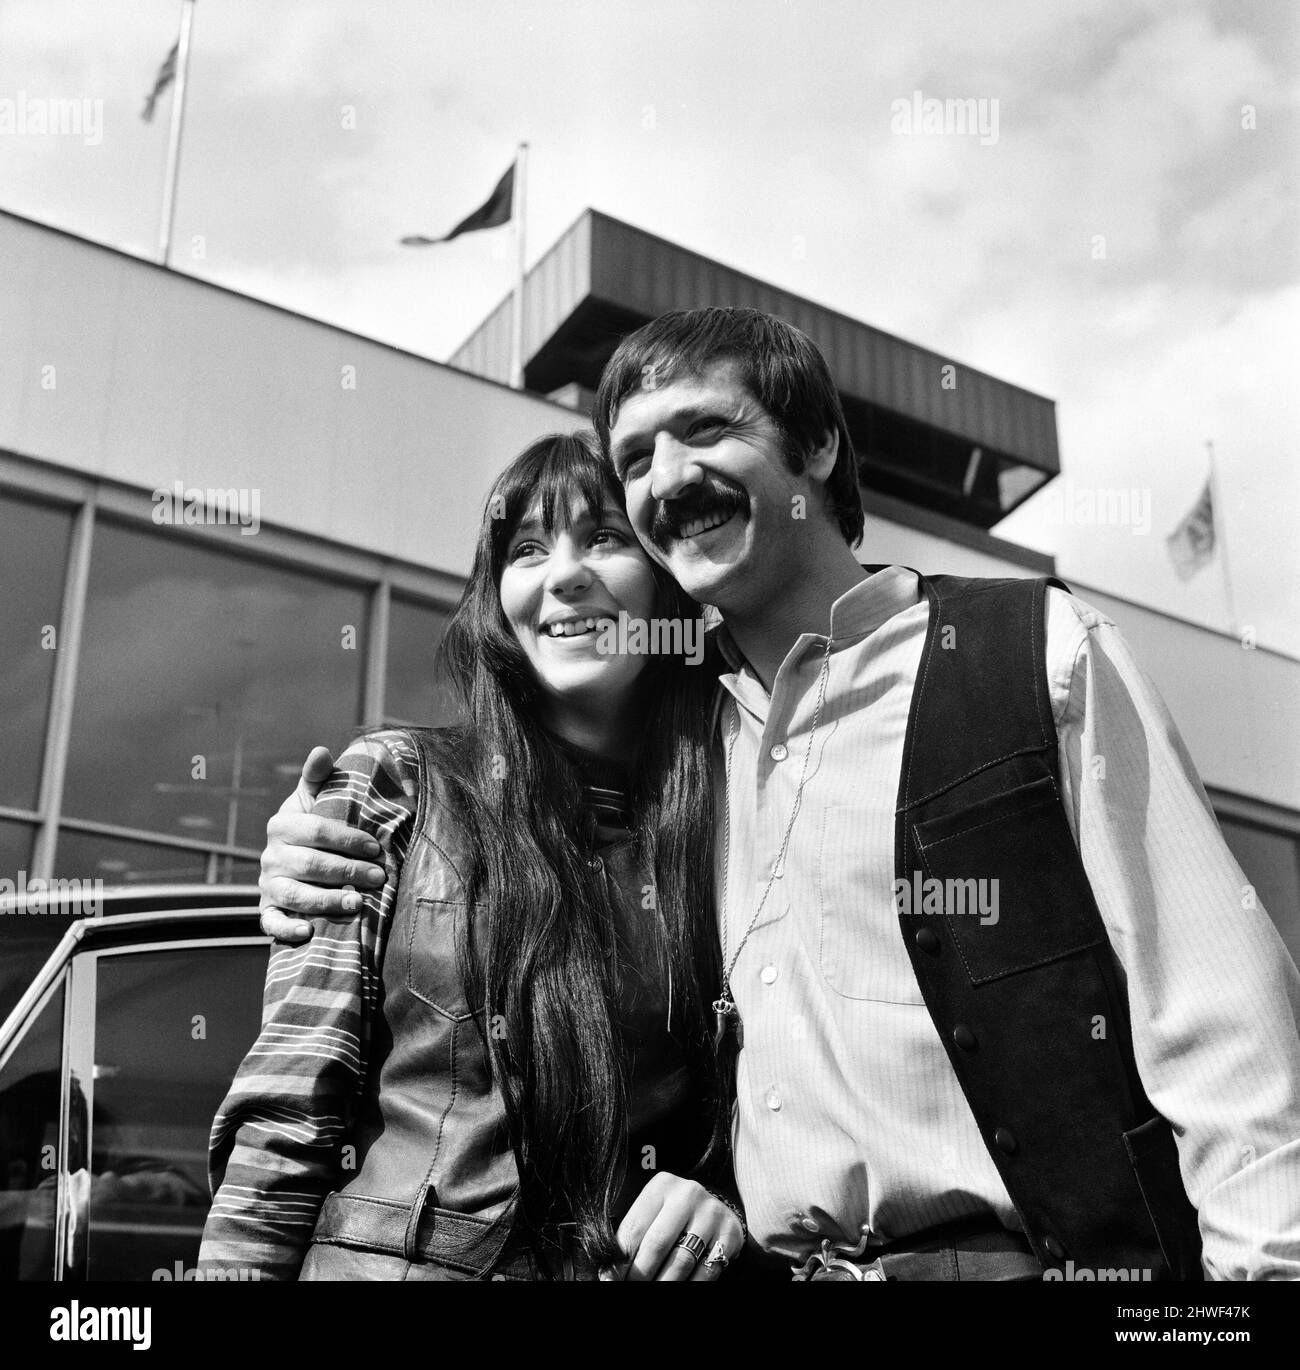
left=1, top=205, right=1296, bottom=966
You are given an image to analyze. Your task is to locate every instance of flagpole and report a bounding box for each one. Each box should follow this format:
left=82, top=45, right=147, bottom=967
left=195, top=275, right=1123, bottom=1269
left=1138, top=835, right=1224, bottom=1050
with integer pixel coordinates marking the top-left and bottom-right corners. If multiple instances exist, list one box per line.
left=509, top=141, right=529, bottom=390
left=1206, top=440, right=1240, bottom=635
left=158, top=0, right=196, bottom=267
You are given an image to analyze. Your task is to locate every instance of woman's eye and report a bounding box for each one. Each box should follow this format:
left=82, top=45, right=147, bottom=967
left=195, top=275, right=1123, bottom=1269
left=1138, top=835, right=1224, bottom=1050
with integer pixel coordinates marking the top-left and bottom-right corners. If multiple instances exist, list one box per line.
left=591, top=526, right=628, bottom=548
left=508, top=540, right=544, bottom=561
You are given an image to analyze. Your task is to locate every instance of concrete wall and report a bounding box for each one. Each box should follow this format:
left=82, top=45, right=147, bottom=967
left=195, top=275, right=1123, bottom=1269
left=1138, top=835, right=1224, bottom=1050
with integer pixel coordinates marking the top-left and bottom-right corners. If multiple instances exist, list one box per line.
left=0, top=212, right=583, bottom=580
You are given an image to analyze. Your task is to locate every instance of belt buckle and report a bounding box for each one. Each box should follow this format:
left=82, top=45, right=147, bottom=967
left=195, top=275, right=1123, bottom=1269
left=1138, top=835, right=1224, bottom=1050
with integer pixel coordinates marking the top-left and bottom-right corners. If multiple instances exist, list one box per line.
left=793, top=1238, right=888, bottom=1282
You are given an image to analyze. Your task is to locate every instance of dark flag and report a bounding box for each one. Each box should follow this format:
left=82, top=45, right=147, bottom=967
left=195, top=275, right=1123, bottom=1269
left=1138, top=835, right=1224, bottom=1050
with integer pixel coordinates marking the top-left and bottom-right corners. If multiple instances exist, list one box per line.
left=400, top=161, right=514, bottom=245
left=1166, top=478, right=1216, bottom=581
left=142, top=41, right=179, bottom=122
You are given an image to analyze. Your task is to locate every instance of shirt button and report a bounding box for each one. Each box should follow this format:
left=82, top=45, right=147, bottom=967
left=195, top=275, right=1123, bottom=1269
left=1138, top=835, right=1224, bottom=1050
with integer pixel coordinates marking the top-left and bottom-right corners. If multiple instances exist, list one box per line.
left=769, top=743, right=789, bottom=762
left=798, top=1217, right=820, bottom=1233
left=765, top=1087, right=782, bottom=1112
left=760, top=964, right=778, bottom=985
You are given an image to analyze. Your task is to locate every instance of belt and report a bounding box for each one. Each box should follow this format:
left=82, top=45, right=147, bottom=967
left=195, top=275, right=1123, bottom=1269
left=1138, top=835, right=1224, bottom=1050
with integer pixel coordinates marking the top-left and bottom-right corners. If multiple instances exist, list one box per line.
left=792, top=1218, right=1043, bottom=1283
left=311, top=1191, right=596, bottom=1281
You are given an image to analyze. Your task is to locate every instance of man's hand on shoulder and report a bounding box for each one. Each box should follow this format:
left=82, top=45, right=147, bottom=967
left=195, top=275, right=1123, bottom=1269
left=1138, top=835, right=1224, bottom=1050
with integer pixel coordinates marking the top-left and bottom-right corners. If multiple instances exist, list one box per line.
left=258, top=746, right=387, bottom=943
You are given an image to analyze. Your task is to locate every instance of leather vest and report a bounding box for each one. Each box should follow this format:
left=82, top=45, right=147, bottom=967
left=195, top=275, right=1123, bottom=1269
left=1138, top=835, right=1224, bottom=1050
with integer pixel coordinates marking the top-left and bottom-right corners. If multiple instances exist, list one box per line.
left=895, top=572, right=1202, bottom=1280
left=310, top=729, right=703, bottom=1277
left=325, top=739, right=519, bottom=1273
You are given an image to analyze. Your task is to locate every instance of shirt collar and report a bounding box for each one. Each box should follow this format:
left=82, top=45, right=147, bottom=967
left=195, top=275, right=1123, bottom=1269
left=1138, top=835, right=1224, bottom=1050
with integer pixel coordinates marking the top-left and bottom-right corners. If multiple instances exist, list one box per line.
left=714, top=564, right=922, bottom=674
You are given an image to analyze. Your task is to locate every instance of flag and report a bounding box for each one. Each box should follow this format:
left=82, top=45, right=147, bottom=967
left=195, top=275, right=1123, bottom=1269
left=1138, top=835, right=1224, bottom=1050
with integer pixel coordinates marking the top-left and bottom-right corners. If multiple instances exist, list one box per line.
left=1166, top=478, right=1216, bottom=581
left=141, top=41, right=179, bottom=122
left=400, top=161, right=514, bottom=245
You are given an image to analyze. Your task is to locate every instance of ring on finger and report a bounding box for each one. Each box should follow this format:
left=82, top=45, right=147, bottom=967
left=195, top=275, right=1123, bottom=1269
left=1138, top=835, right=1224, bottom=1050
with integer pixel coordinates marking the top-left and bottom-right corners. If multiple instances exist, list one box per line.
left=672, top=1231, right=708, bottom=1264
left=702, top=1240, right=730, bottom=1270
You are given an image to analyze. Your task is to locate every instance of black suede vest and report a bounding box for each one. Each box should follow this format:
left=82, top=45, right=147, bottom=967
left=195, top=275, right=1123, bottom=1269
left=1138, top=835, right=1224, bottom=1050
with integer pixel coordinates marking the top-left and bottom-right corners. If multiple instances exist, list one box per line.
left=895, top=572, right=1202, bottom=1280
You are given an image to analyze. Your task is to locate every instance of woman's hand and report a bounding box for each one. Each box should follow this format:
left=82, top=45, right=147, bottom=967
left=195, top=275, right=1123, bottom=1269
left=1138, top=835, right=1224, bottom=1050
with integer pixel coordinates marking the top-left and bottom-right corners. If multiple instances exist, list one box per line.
left=604, top=1171, right=744, bottom=1281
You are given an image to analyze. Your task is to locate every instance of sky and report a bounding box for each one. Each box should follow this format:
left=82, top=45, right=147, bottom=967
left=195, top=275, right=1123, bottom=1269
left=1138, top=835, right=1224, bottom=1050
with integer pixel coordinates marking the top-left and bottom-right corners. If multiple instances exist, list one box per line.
left=1, top=0, right=1297, bottom=654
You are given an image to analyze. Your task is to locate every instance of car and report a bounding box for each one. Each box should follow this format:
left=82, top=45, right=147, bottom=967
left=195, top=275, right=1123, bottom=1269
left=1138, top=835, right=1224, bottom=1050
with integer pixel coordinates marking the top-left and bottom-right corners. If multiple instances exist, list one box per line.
left=0, top=885, right=266, bottom=1281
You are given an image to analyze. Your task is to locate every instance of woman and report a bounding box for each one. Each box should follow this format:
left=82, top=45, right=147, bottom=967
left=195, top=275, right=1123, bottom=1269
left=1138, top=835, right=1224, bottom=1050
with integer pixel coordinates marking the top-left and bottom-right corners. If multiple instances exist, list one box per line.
left=199, top=432, right=742, bottom=1281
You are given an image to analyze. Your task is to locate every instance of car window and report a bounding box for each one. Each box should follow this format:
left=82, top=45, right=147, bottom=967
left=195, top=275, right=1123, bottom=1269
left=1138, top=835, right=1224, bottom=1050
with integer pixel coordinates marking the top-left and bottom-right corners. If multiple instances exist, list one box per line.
left=0, top=923, right=73, bottom=1027
left=0, top=981, right=65, bottom=1280
left=85, top=944, right=265, bottom=1282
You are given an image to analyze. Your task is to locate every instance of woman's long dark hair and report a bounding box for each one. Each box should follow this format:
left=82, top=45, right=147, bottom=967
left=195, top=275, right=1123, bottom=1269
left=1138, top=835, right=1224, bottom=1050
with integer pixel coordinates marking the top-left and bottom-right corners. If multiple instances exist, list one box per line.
left=422, top=431, right=722, bottom=1267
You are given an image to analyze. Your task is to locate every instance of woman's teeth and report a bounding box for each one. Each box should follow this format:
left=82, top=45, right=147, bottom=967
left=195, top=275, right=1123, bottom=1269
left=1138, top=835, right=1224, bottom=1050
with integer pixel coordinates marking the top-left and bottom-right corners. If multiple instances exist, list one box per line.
left=545, top=617, right=608, bottom=638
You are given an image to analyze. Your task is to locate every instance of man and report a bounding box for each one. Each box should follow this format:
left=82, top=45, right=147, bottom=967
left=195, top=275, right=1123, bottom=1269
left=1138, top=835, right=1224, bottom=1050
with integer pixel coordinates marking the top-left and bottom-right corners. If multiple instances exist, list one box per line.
left=258, top=307, right=1300, bottom=1280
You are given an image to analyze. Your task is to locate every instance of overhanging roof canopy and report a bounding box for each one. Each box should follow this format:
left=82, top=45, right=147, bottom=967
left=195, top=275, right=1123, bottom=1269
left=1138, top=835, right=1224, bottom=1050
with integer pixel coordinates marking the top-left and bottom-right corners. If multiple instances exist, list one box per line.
left=450, top=210, right=1059, bottom=527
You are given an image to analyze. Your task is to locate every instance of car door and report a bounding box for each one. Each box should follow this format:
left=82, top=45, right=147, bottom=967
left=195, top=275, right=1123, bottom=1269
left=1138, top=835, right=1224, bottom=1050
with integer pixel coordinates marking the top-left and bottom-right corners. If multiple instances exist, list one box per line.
left=0, top=907, right=266, bottom=1281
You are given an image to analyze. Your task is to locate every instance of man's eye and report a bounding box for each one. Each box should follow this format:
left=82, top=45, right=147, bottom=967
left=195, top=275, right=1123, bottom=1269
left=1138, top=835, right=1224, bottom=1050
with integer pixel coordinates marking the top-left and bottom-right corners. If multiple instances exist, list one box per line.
left=688, top=418, right=725, bottom=439
left=619, top=453, right=650, bottom=481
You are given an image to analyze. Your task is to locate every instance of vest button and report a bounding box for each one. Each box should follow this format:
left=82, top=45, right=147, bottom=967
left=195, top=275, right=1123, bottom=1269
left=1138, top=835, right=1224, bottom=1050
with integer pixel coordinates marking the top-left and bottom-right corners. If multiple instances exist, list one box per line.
left=588, top=857, right=604, bottom=873
left=953, top=1024, right=977, bottom=1052
left=1044, top=1235, right=1066, bottom=1260
left=915, top=928, right=940, bottom=954
left=994, top=1127, right=1018, bottom=1155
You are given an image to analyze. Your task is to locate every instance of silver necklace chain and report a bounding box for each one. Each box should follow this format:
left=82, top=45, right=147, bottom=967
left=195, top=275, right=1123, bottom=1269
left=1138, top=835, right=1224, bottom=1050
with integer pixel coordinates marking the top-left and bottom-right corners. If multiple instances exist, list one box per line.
left=714, top=629, right=835, bottom=1039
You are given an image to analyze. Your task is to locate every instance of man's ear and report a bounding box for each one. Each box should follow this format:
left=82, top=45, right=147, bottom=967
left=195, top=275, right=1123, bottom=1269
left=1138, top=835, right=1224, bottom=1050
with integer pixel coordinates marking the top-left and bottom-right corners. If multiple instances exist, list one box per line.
left=805, top=429, right=839, bottom=484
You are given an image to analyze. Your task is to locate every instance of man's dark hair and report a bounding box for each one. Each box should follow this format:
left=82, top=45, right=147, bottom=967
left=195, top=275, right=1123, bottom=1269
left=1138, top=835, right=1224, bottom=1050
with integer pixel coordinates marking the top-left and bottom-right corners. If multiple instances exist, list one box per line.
left=592, top=306, right=865, bottom=547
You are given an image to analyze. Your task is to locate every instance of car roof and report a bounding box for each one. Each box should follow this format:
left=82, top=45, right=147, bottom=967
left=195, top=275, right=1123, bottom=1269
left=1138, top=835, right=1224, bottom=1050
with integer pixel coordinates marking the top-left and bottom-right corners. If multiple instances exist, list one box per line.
left=0, top=882, right=262, bottom=919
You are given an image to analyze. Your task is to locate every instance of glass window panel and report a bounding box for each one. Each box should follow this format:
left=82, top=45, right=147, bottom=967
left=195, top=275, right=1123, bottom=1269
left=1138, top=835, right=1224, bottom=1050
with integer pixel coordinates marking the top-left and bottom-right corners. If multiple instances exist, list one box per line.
left=0, top=493, right=74, bottom=810
left=1217, top=815, right=1300, bottom=969
left=63, top=519, right=368, bottom=851
left=385, top=595, right=458, bottom=727
left=87, top=945, right=267, bottom=1281
left=0, top=820, right=61, bottom=1025
left=996, top=461, right=1051, bottom=513
left=0, top=816, right=34, bottom=877
left=214, top=858, right=260, bottom=886
left=0, top=979, right=65, bottom=1280
left=53, top=830, right=209, bottom=887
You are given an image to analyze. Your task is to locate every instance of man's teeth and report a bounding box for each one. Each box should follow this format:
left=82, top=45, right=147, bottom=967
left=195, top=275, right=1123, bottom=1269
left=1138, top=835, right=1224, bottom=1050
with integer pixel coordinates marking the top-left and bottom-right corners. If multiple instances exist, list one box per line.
left=545, top=617, right=610, bottom=638
left=679, top=511, right=733, bottom=539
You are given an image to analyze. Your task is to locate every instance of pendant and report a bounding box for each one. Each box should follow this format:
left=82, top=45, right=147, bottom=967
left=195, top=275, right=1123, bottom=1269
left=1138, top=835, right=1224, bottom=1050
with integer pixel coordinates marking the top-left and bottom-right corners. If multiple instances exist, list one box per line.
left=712, top=990, right=736, bottom=1049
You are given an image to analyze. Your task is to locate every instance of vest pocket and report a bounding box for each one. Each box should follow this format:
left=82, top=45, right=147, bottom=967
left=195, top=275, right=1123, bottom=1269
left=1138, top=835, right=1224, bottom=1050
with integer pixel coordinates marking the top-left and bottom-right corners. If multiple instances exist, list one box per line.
left=1123, top=1114, right=1202, bottom=1281
left=912, top=776, right=1105, bottom=985
left=407, top=898, right=477, bottom=1020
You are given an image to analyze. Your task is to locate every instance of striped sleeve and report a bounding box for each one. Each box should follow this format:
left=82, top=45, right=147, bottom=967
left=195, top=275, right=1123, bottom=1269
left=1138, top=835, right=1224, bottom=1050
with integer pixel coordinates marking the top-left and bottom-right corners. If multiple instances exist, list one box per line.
left=197, top=730, right=420, bottom=1280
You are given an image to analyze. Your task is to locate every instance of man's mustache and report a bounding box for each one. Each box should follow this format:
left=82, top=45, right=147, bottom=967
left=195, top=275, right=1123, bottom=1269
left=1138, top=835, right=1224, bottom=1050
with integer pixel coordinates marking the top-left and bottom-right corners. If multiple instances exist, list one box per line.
left=649, top=480, right=749, bottom=550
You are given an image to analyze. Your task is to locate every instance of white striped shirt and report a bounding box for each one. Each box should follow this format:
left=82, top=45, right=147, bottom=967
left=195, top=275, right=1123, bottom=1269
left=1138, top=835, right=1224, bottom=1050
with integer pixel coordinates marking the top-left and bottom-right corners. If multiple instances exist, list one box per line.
left=715, top=565, right=1300, bottom=1278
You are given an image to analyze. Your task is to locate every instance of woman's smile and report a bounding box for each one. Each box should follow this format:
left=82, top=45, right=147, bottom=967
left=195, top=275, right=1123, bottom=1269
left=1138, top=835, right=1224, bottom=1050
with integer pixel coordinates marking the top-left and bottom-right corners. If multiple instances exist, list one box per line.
left=500, top=497, right=659, bottom=720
